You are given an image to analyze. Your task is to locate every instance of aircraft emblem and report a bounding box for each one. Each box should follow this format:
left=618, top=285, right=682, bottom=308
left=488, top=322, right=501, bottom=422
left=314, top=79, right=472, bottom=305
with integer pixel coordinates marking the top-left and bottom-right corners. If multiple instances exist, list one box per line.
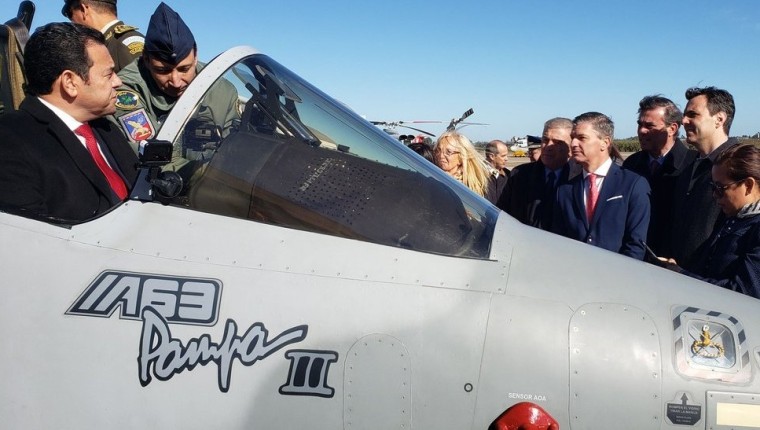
left=691, top=324, right=725, bottom=359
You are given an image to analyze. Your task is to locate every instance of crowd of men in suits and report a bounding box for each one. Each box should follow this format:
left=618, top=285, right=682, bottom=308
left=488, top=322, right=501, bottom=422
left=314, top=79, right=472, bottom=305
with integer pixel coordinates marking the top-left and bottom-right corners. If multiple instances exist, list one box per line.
left=493, top=88, right=743, bottom=275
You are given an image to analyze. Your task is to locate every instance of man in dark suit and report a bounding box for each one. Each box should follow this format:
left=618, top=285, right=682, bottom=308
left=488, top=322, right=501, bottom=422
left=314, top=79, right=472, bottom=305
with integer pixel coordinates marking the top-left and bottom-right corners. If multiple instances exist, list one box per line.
left=0, top=22, right=137, bottom=222
left=622, top=95, right=697, bottom=257
left=497, top=117, right=576, bottom=231
left=669, top=86, right=738, bottom=272
left=552, top=112, right=650, bottom=260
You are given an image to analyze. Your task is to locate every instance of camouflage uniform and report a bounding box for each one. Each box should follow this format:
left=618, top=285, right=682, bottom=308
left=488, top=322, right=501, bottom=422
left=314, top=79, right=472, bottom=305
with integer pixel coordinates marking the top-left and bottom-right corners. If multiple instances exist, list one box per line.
left=102, top=20, right=143, bottom=73
left=113, top=60, right=239, bottom=175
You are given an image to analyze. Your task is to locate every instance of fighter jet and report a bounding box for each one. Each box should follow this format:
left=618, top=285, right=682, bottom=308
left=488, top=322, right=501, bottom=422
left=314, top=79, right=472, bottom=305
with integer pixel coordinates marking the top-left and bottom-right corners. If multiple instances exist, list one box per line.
left=2, top=13, right=760, bottom=430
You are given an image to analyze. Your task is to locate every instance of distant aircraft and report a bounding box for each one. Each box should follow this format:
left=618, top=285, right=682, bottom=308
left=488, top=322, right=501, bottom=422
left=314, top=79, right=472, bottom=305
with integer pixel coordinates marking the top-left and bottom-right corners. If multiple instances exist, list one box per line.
left=2, top=3, right=760, bottom=429
left=369, top=119, right=436, bottom=144
left=509, top=135, right=541, bottom=156
left=445, top=108, right=489, bottom=132
left=372, top=109, right=488, bottom=144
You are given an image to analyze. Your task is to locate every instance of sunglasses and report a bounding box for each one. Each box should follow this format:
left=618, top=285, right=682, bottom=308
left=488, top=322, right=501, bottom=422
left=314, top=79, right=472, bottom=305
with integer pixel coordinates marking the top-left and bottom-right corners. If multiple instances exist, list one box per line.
left=710, top=180, right=743, bottom=197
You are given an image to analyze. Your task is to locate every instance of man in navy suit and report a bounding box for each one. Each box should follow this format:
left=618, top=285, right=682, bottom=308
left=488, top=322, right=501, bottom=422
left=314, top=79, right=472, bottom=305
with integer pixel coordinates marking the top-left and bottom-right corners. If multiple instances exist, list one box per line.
left=0, top=22, right=137, bottom=222
left=552, top=112, right=650, bottom=260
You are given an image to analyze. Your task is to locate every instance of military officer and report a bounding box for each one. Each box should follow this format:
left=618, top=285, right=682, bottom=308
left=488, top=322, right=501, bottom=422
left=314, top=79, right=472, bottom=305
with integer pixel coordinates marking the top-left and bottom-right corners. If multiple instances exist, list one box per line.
left=62, top=0, right=144, bottom=73
left=112, top=2, right=239, bottom=177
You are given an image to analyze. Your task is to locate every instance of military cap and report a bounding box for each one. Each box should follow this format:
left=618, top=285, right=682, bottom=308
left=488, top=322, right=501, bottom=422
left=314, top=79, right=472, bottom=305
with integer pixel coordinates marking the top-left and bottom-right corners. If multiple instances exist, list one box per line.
left=62, top=0, right=117, bottom=17
left=527, top=135, right=542, bottom=149
left=144, top=2, right=196, bottom=65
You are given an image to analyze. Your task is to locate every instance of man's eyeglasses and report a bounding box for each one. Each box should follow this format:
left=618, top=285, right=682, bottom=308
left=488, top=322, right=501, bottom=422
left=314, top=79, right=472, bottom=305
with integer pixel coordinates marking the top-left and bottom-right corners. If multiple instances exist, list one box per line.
left=710, top=180, right=743, bottom=197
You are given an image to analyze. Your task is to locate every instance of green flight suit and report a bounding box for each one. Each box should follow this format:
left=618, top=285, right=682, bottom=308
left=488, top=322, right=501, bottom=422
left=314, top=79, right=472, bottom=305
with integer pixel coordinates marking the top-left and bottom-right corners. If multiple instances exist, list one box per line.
left=113, top=59, right=240, bottom=177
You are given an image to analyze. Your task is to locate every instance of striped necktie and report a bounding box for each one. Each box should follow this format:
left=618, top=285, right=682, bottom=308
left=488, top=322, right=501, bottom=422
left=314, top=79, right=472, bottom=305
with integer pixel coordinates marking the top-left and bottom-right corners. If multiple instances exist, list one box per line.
left=586, top=173, right=599, bottom=222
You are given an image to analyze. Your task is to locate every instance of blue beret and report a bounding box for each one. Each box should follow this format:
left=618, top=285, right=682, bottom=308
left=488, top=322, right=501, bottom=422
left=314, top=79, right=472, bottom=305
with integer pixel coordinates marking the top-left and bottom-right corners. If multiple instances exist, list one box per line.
left=144, top=2, right=195, bottom=65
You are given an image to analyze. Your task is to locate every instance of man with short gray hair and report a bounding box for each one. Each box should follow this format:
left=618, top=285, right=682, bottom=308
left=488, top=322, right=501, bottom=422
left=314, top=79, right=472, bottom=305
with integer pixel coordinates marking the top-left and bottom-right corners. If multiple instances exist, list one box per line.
left=497, top=117, right=574, bottom=231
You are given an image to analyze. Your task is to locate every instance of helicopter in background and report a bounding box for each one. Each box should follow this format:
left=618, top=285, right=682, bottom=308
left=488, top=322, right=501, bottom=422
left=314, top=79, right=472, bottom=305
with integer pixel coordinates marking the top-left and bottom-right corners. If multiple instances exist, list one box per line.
left=369, top=119, right=437, bottom=144
left=371, top=108, right=488, bottom=145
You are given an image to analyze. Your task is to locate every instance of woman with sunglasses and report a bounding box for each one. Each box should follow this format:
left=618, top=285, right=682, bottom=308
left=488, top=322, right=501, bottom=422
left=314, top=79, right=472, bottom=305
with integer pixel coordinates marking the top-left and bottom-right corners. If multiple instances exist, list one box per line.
left=434, top=131, right=495, bottom=202
left=661, top=144, right=760, bottom=298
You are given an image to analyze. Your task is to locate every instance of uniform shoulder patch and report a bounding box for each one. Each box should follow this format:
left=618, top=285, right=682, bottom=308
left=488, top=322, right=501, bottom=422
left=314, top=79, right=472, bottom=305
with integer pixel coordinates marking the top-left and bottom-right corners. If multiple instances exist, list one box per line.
left=113, top=24, right=139, bottom=35
left=116, top=90, right=141, bottom=110
left=121, top=35, right=145, bottom=55
left=118, top=108, right=156, bottom=142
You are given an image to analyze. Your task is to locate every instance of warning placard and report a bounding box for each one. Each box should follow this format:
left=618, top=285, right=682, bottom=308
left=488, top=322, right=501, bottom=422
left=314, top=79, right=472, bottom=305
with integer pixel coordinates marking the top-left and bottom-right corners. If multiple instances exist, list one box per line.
left=666, top=392, right=702, bottom=426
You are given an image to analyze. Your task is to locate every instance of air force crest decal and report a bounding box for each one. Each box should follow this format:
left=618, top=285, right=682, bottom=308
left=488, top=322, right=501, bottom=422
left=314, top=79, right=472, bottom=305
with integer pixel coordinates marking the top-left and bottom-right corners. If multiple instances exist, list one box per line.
left=118, top=108, right=155, bottom=142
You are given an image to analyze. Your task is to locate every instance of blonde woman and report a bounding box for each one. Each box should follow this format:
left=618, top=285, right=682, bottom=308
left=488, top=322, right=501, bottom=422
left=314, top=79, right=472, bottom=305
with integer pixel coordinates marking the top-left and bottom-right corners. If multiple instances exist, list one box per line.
left=434, top=131, right=492, bottom=199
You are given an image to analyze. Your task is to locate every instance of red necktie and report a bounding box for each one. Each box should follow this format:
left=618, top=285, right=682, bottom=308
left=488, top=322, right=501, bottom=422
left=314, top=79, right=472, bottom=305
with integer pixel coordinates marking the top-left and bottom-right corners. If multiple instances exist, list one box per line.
left=75, top=124, right=128, bottom=200
left=586, top=172, right=598, bottom=222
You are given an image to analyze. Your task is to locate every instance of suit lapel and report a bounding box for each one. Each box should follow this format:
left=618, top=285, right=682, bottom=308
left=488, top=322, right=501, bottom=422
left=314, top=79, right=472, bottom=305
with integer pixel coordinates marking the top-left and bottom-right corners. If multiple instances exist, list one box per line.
left=93, top=126, right=130, bottom=185
left=529, top=162, right=545, bottom=202
left=23, top=98, right=117, bottom=201
left=92, top=117, right=139, bottom=187
left=668, top=140, right=690, bottom=174
left=571, top=175, right=589, bottom=231
left=638, top=155, right=653, bottom=179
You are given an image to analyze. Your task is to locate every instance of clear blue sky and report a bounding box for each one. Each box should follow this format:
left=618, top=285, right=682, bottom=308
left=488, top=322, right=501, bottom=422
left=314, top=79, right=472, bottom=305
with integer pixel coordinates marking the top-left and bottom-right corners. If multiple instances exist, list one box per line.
left=15, top=0, right=760, bottom=142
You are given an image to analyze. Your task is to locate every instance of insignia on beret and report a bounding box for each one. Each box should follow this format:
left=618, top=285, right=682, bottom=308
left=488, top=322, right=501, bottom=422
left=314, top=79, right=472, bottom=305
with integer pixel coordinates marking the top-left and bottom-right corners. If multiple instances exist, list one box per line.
left=118, top=108, right=156, bottom=142
left=115, top=90, right=140, bottom=110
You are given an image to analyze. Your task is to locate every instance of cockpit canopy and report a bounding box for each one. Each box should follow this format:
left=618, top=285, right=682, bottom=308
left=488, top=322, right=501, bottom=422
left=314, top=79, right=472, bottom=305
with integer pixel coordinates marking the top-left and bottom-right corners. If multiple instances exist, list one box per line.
left=164, top=50, right=497, bottom=259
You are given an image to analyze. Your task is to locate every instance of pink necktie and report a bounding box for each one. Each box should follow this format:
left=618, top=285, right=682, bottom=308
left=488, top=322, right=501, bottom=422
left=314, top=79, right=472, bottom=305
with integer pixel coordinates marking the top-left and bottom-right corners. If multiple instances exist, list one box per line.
left=75, top=124, right=128, bottom=200
left=586, top=172, right=598, bottom=222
